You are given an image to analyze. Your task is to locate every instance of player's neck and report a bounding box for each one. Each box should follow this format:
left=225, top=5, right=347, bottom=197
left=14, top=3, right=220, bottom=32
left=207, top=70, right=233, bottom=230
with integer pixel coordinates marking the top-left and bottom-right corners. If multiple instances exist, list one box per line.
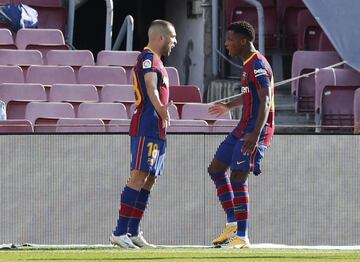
left=145, top=44, right=161, bottom=58
left=241, top=43, right=257, bottom=62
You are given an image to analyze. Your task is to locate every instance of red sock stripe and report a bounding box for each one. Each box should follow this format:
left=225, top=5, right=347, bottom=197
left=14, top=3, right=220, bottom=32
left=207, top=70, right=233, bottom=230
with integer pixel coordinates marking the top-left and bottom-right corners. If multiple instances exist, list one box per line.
left=233, top=196, right=249, bottom=205
left=233, top=185, right=248, bottom=193
left=119, top=203, right=134, bottom=217
left=135, top=136, right=145, bottom=170
left=221, top=199, right=234, bottom=210
left=217, top=183, right=232, bottom=196
left=235, top=212, right=249, bottom=220
left=131, top=208, right=145, bottom=219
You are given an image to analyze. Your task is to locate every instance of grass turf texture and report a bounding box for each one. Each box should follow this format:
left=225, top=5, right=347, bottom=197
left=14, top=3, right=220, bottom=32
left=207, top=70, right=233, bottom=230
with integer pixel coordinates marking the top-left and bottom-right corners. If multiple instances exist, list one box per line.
left=0, top=247, right=360, bottom=261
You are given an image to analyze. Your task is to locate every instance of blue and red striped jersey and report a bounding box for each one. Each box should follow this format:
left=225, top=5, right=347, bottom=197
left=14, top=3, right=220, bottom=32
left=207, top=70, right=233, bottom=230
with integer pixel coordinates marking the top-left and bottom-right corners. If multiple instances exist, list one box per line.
left=232, top=52, right=275, bottom=146
left=129, top=47, right=169, bottom=139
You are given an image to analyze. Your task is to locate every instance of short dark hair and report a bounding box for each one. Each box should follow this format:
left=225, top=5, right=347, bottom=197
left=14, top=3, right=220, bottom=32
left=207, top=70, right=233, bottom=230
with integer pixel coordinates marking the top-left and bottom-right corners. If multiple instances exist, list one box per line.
left=227, top=21, right=255, bottom=42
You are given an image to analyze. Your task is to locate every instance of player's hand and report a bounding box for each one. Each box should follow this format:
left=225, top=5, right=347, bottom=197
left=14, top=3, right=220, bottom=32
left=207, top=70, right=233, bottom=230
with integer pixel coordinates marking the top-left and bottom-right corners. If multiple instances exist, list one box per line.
left=159, top=101, right=173, bottom=128
left=208, top=103, right=229, bottom=116
left=241, top=132, right=259, bottom=155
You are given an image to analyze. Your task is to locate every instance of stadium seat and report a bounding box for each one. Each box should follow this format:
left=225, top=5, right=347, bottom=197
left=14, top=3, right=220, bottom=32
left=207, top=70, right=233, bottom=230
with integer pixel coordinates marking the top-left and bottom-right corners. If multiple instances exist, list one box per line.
left=0, top=119, right=33, bottom=133
left=100, top=84, right=135, bottom=117
left=277, top=0, right=307, bottom=50
left=0, top=49, right=43, bottom=75
left=25, top=101, right=75, bottom=132
left=212, top=119, right=239, bottom=132
left=48, top=84, right=99, bottom=115
left=14, top=0, right=67, bottom=33
left=291, top=51, right=341, bottom=112
left=26, top=65, right=76, bottom=97
left=78, top=66, right=127, bottom=87
left=0, top=65, right=24, bottom=83
left=96, top=50, right=140, bottom=83
left=167, top=119, right=209, bottom=133
left=314, top=68, right=360, bottom=130
left=0, top=83, right=46, bottom=119
left=169, top=85, right=202, bottom=115
left=0, top=49, right=43, bottom=66
left=181, top=103, right=232, bottom=124
left=0, top=28, right=17, bottom=49
left=15, top=28, right=68, bottom=57
left=77, top=102, right=128, bottom=120
left=107, top=118, right=131, bottom=132
left=297, top=9, right=322, bottom=51
left=318, top=32, right=336, bottom=51
left=225, top=0, right=279, bottom=49
left=46, top=50, right=95, bottom=78
left=165, top=66, right=180, bottom=86
left=128, top=103, right=179, bottom=120
left=354, top=89, right=360, bottom=134
left=56, top=118, right=106, bottom=133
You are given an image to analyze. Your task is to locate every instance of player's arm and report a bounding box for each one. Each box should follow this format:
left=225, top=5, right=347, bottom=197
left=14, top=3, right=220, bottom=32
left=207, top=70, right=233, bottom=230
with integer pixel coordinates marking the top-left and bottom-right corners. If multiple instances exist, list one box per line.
left=242, top=60, right=272, bottom=155
left=208, top=96, right=243, bottom=116
left=144, top=72, right=170, bottom=128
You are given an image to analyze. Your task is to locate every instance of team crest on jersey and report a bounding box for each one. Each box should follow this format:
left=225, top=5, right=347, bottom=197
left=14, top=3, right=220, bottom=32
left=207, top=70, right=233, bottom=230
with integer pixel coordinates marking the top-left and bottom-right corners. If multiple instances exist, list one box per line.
left=143, top=59, right=152, bottom=69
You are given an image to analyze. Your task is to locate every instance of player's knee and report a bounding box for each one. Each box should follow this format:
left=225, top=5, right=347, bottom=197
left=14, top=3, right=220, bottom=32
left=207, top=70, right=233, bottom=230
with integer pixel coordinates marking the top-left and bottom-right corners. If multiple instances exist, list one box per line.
left=208, top=159, right=227, bottom=174
left=143, top=175, right=157, bottom=190
left=230, top=170, right=248, bottom=183
left=127, top=170, right=148, bottom=189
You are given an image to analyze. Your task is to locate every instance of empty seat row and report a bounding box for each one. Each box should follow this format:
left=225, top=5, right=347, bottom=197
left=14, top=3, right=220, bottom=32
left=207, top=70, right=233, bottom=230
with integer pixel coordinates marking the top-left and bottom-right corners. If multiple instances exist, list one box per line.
left=0, top=118, right=241, bottom=133
left=225, top=0, right=335, bottom=51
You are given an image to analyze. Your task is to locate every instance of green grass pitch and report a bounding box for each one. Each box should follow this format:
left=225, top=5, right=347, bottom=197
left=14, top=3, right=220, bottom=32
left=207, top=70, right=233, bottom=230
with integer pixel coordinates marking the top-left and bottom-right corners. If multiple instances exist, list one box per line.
left=1, top=247, right=360, bottom=261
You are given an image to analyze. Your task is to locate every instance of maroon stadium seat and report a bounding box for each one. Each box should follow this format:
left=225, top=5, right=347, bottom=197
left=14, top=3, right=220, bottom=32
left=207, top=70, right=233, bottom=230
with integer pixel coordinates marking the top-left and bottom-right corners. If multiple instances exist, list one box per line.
left=277, top=0, right=306, bottom=50
left=56, top=118, right=106, bottom=133
left=48, top=84, right=99, bottom=115
left=0, top=119, right=33, bottom=133
left=291, top=51, right=341, bottom=112
left=0, top=65, right=24, bottom=83
left=96, top=50, right=140, bottom=84
left=25, top=101, right=75, bottom=132
left=165, top=66, right=180, bottom=86
left=181, top=103, right=232, bottom=124
left=318, top=32, right=336, bottom=51
left=167, top=119, right=210, bottom=133
left=212, top=119, right=239, bottom=132
left=0, top=83, right=46, bottom=119
left=169, top=85, right=202, bottom=115
left=315, top=68, right=360, bottom=129
left=77, top=102, right=129, bottom=120
left=107, top=118, right=131, bottom=132
left=78, top=66, right=127, bottom=87
left=226, top=0, right=279, bottom=49
left=297, top=9, right=322, bottom=51
left=0, top=28, right=17, bottom=49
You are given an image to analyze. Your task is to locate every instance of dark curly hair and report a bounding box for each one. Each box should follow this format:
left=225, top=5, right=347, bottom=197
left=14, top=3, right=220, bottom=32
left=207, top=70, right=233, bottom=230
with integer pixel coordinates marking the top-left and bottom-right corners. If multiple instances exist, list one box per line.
left=228, top=21, right=255, bottom=42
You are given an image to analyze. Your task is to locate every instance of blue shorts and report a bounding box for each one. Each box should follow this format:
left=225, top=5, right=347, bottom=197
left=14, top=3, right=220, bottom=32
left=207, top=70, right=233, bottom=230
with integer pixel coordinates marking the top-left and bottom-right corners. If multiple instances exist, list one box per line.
left=214, top=133, right=267, bottom=175
left=130, top=136, right=166, bottom=176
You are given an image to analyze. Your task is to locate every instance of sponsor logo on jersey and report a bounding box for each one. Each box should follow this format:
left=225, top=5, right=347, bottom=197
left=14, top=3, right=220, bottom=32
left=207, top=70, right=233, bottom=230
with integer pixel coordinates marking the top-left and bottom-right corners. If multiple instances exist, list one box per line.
left=241, top=86, right=250, bottom=94
left=143, top=59, right=152, bottom=69
left=254, top=68, right=267, bottom=77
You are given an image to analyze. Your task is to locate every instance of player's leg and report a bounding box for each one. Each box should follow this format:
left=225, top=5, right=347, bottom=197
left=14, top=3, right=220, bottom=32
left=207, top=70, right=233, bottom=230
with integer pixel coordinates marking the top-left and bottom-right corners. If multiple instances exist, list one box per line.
left=111, top=169, right=148, bottom=249
left=225, top=142, right=266, bottom=248
left=127, top=137, right=166, bottom=248
left=111, top=136, right=153, bottom=248
left=208, top=134, right=237, bottom=245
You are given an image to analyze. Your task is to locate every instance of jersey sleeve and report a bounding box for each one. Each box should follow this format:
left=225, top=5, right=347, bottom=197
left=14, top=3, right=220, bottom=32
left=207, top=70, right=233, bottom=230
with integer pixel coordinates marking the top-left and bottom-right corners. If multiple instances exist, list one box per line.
left=141, top=52, right=158, bottom=75
left=253, top=58, right=271, bottom=89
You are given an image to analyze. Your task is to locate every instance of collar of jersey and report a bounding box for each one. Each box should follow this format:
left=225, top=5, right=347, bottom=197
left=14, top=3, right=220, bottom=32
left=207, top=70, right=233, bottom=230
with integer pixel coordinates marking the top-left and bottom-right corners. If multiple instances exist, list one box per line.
left=243, top=51, right=258, bottom=66
left=144, top=46, right=161, bottom=58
